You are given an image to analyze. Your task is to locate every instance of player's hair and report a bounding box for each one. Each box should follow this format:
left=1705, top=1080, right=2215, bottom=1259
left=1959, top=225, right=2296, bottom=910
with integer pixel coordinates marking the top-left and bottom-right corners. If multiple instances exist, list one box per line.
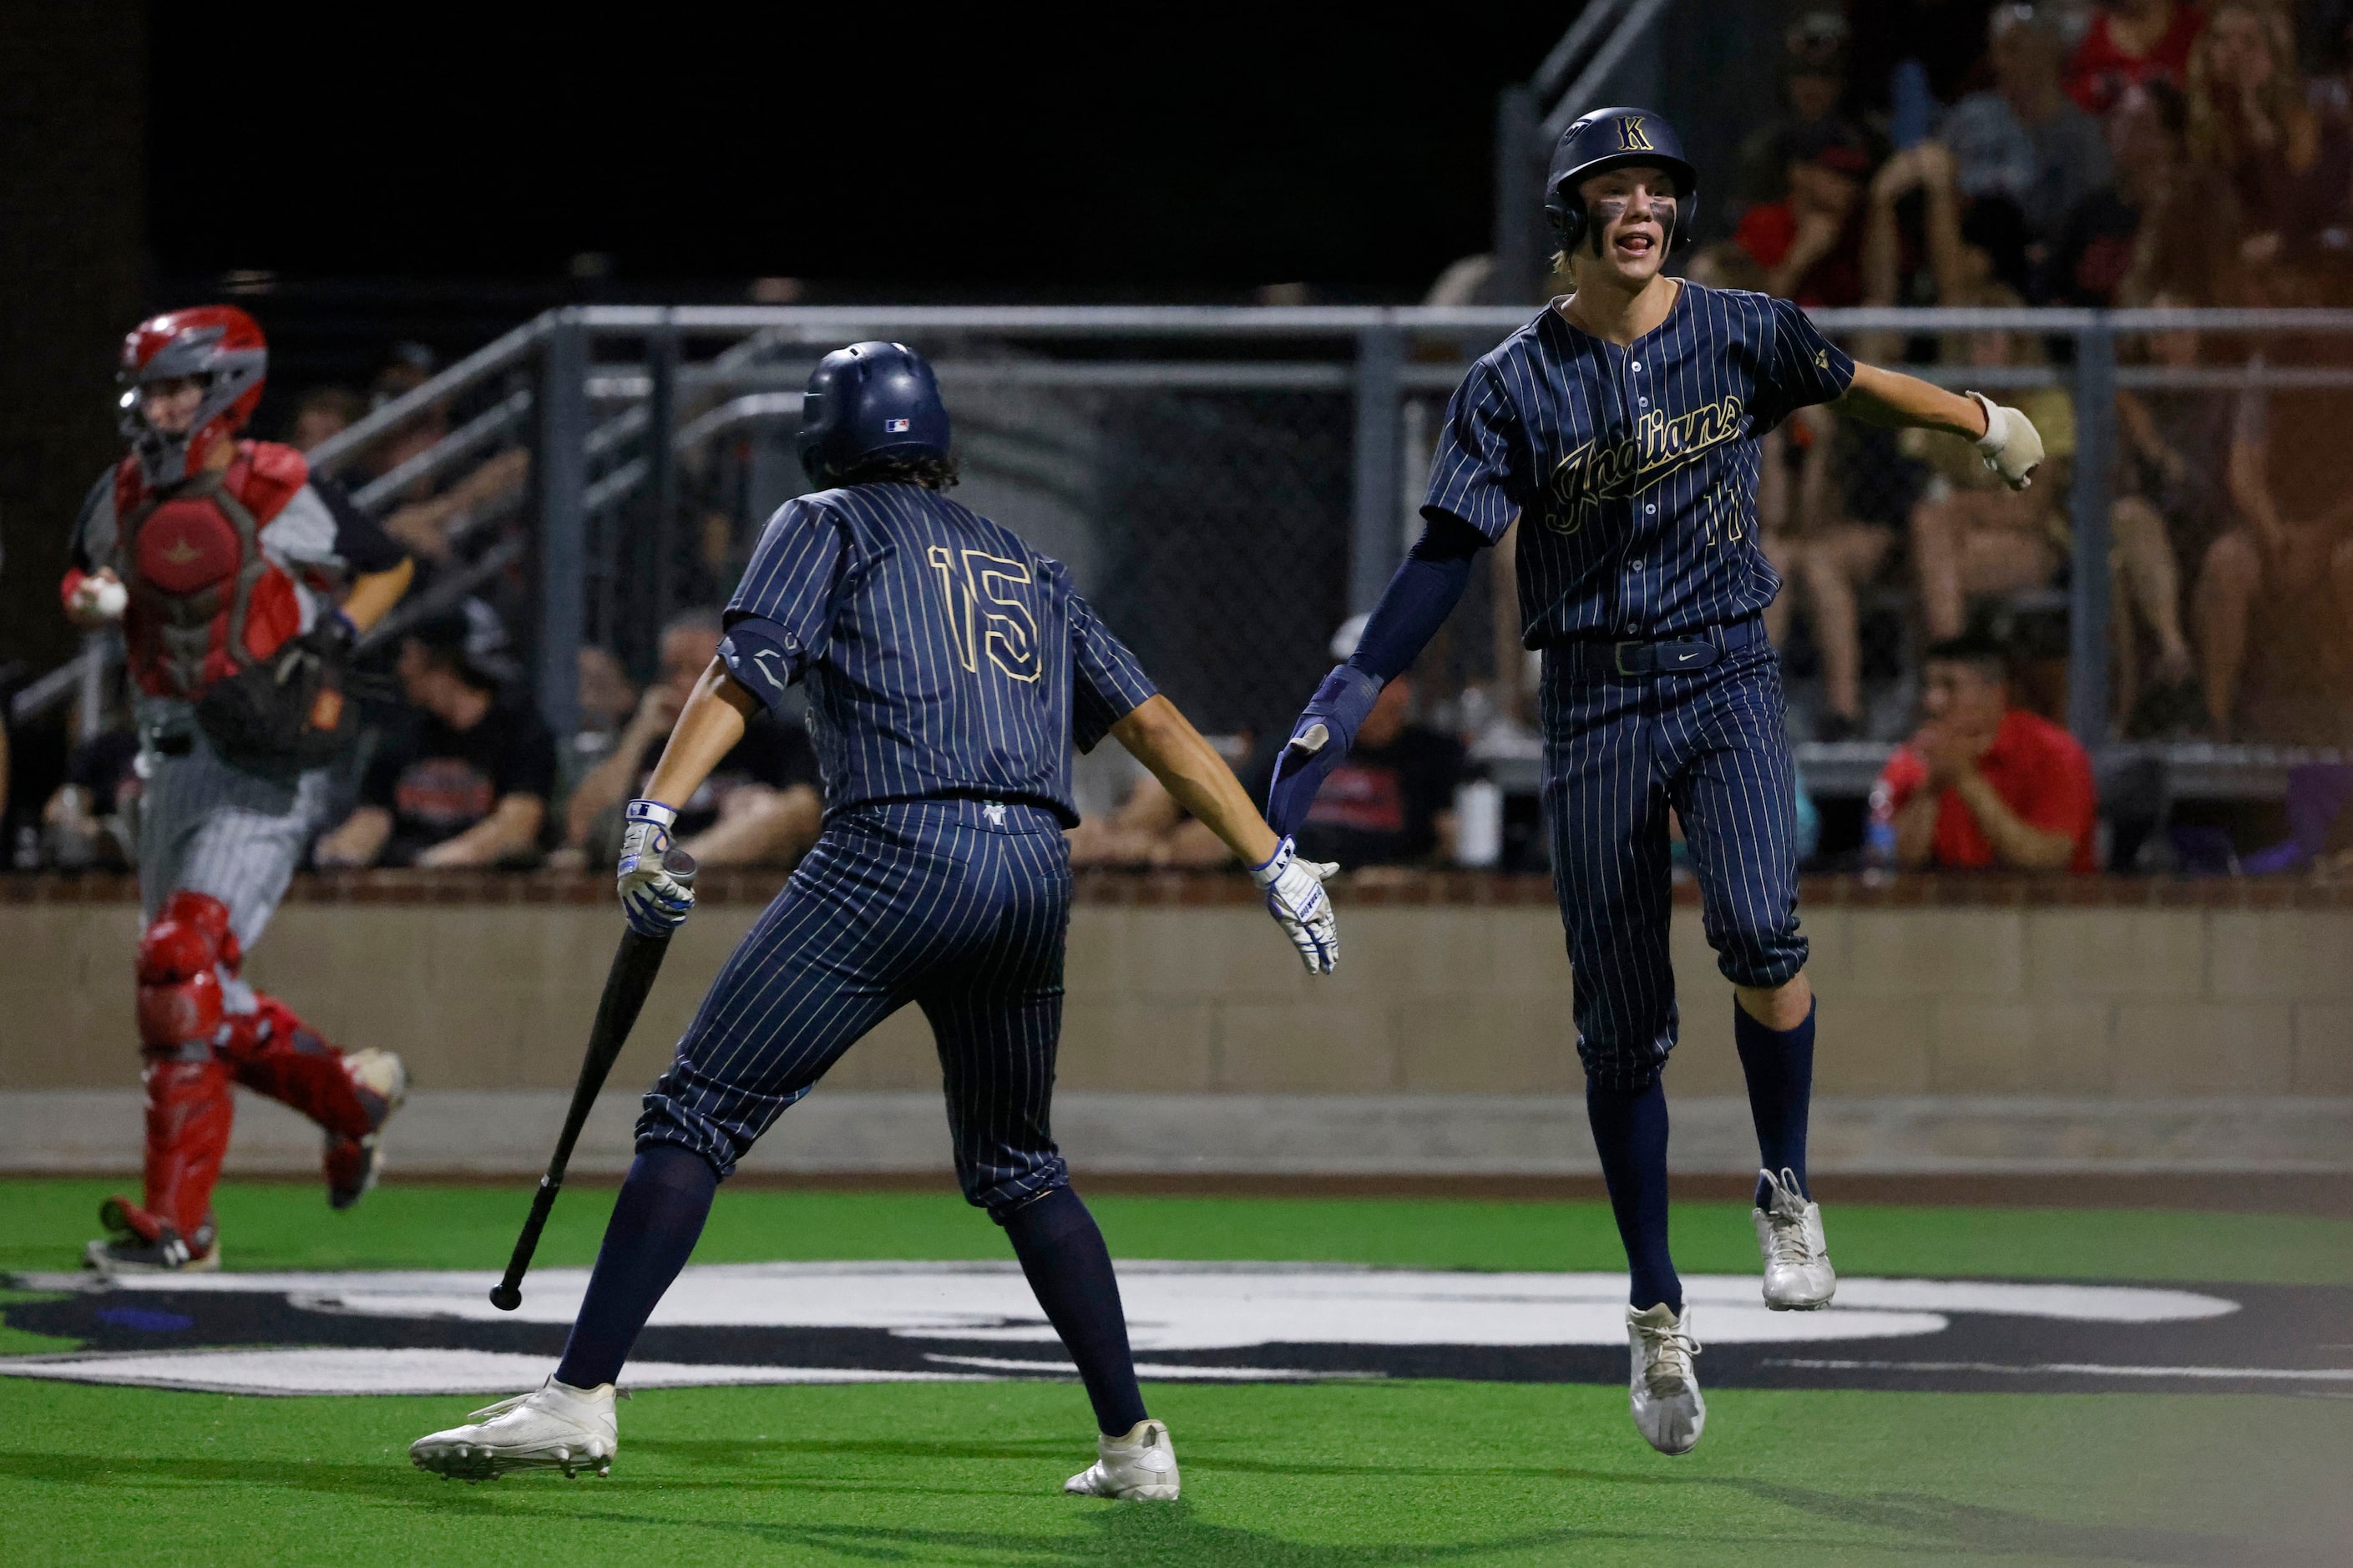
left=1922, top=633, right=2011, bottom=685
left=834, top=453, right=959, bottom=491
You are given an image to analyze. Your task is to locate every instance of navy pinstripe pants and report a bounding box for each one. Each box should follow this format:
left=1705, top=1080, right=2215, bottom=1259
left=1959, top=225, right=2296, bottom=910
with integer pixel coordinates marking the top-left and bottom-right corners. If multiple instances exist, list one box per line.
left=1541, top=630, right=1808, bottom=1092
left=637, top=798, right=1072, bottom=1211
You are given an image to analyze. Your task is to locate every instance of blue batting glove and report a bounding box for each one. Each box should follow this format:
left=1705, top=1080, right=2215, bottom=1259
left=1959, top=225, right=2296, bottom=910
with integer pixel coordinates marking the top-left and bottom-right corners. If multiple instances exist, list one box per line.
left=616, top=799, right=694, bottom=936
left=1265, top=665, right=1383, bottom=838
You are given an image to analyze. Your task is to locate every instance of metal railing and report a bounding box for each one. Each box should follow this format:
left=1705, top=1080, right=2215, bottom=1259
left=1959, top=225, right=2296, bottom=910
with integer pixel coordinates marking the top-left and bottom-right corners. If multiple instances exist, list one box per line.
left=15, top=302, right=2350, bottom=803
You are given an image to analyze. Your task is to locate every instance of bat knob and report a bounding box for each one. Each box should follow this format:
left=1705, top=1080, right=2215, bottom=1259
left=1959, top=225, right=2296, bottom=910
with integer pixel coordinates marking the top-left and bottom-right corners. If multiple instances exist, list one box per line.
left=660, top=847, right=697, bottom=887
left=488, top=1283, right=523, bottom=1312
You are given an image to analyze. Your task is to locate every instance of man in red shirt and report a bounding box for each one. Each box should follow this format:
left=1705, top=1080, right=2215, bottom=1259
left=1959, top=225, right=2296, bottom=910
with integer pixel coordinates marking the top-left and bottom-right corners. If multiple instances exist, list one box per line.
left=1733, top=134, right=1874, bottom=306
left=1879, top=635, right=2098, bottom=872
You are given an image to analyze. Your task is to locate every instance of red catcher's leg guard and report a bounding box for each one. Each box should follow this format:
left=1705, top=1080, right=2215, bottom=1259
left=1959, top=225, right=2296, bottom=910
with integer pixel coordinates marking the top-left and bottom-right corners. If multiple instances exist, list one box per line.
left=140, top=1056, right=234, bottom=1241
left=136, top=892, right=239, bottom=1050
left=218, top=993, right=373, bottom=1139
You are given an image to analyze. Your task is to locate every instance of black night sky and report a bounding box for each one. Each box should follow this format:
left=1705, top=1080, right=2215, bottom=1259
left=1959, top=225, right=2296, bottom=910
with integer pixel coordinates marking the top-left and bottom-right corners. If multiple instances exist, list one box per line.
left=149, top=10, right=1578, bottom=299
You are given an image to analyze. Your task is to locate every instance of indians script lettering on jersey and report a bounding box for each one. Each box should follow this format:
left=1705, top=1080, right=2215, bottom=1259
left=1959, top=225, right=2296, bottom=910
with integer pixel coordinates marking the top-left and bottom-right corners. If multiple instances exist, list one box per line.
left=724, top=483, right=1158, bottom=827
left=1423, top=283, right=1855, bottom=644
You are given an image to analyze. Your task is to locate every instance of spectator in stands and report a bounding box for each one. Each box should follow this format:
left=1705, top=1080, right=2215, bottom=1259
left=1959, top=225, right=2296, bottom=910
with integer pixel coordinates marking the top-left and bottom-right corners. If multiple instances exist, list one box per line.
left=1065, top=770, right=1242, bottom=870
left=1238, top=616, right=1465, bottom=872
left=2195, top=337, right=2353, bottom=743
left=1731, top=12, right=1885, bottom=222
left=2186, top=2, right=2336, bottom=273
left=2067, top=0, right=2205, bottom=116
left=289, top=386, right=362, bottom=453
left=1941, top=5, right=2115, bottom=247
left=563, top=645, right=639, bottom=800
left=2115, top=292, right=2225, bottom=733
left=314, top=602, right=556, bottom=869
left=1864, top=139, right=1968, bottom=312
left=381, top=450, right=530, bottom=565
left=362, top=346, right=447, bottom=488
left=2305, top=12, right=2353, bottom=257
left=561, top=608, right=822, bottom=869
left=2051, top=78, right=2194, bottom=306
left=1878, top=633, right=2097, bottom=873
left=1733, top=129, right=1877, bottom=305
left=40, top=721, right=141, bottom=870
left=1848, top=1, right=2003, bottom=124
left=1903, top=284, right=2078, bottom=643
left=1761, top=402, right=1895, bottom=742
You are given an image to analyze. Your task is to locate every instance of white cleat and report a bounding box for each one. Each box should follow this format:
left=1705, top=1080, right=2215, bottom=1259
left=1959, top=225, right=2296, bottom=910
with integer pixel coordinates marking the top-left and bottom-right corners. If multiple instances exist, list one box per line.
left=1627, top=1302, right=1705, bottom=1456
left=1754, top=1166, right=1836, bottom=1310
left=408, top=1378, right=618, bottom=1481
left=1063, top=1418, right=1181, bottom=1500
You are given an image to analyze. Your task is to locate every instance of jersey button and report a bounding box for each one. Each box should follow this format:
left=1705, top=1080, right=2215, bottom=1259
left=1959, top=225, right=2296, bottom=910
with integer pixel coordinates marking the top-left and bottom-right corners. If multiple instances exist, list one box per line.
left=1646, top=503, right=1657, bottom=514
left=1639, top=397, right=1650, bottom=407
left=1631, top=361, right=1643, bottom=372
left=1629, top=559, right=1644, bottom=571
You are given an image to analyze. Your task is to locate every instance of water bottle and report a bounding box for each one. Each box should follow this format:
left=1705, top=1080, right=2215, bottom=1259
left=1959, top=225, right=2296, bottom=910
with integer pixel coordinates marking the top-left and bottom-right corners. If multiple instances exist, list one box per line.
left=1454, top=778, right=1503, bottom=868
left=1862, top=781, right=1899, bottom=884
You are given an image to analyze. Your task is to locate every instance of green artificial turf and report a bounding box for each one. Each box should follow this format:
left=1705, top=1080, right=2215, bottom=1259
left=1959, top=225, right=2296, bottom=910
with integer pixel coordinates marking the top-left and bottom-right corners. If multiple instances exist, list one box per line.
left=3, top=1378, right=2348, bottom=1566
left=8, top=1180, right=2352, bottom=1565
left=6, top=1177, right=2350, bottom=1285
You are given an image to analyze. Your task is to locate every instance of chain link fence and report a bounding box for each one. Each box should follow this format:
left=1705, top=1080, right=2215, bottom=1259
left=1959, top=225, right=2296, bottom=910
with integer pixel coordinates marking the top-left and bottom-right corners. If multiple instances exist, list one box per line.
left=28, top=304, right=2348, bottom=827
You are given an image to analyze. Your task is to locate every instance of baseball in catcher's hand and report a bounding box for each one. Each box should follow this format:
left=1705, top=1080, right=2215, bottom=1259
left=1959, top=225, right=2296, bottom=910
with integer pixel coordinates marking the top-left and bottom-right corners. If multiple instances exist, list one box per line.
left=69, top=569, right=129, bottom=625
left=1966, top=391, right=2044, bottom=491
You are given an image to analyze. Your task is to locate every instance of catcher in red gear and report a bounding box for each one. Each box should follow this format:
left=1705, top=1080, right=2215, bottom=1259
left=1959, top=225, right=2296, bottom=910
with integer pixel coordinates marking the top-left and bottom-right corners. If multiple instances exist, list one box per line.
left=64, top=306, right=417, bottom=1272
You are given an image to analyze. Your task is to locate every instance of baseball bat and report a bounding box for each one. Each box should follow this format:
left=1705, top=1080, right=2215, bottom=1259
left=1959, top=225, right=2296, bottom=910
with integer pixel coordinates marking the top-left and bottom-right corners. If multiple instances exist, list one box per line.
left=489, top=847, right=696, bottom=1312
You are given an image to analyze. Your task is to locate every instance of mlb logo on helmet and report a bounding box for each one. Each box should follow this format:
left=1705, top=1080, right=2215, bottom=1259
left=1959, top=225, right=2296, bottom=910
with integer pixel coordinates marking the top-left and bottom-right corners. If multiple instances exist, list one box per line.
left=884, top=417, right=912, bottom=433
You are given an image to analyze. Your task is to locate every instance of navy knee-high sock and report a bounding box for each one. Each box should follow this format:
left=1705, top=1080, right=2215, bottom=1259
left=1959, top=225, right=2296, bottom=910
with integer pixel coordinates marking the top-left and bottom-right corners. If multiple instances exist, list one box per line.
left=1585, top=1076, right=1681, bottom=1314
left=1734, top=996, right=1817, bottom=1208
left=998, top=1186, right=1148, bottom=1436
left=554, top=1142, right=718, bottom=1389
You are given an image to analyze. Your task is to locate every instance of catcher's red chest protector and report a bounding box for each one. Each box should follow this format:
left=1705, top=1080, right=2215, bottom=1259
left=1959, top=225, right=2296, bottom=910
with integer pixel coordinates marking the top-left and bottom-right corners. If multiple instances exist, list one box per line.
left=114, top=441, right=307, bottom=700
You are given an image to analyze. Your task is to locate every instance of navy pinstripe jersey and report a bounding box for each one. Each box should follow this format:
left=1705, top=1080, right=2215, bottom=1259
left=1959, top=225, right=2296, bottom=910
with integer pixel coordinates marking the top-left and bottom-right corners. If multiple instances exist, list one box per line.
left=722, top=482, right=1157, bottom=827
left=1423, top=282, right=1855, bottom=645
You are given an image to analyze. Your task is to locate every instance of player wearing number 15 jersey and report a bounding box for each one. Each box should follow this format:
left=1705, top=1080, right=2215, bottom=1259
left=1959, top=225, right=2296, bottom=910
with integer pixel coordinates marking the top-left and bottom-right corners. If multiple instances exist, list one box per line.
left=412, top=342, right=1337, bottom=1499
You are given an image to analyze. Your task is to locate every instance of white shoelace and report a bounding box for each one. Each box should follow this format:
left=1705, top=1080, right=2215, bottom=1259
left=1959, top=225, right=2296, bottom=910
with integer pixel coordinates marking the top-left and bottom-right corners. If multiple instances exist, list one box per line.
left=1760, top=1167, right=1818, bottom=1265
left=1635, top=1315, right=1703, bottom=1391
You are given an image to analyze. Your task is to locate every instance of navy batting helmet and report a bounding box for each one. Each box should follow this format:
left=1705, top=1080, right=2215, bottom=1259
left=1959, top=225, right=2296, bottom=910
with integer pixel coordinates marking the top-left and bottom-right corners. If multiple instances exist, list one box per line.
left=1543, top=107, right=1700, bottom=255
left=796, top=341, right=951, bottom=488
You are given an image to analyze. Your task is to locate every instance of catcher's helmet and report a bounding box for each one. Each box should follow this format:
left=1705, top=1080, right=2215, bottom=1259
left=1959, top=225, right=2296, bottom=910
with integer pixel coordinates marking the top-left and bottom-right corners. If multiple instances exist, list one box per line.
left=119, top=306, right=269, bottom=488
left=797, top=341, right=951, bottom=488
left=1543, top=108, right=1699, bottom=255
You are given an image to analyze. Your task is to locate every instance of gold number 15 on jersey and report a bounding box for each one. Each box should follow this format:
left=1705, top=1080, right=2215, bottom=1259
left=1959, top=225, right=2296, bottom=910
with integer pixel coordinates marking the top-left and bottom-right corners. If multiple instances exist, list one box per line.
left=927, top=546, right=1041, bottom=682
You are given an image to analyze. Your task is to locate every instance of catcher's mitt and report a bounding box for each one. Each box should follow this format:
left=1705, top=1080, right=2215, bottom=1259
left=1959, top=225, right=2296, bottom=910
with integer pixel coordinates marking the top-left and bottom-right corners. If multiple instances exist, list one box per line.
left=195, top=620, right=360, bottom=777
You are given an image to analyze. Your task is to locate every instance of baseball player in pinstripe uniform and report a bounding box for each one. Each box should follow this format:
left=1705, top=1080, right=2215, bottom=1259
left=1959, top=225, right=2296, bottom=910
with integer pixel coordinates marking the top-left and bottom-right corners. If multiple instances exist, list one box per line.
left=411, top=341, right=1337, bottom=1499
left=1268, top=109, right=2045, bottom=1454
left=62, top=307, right=417, bottom=1274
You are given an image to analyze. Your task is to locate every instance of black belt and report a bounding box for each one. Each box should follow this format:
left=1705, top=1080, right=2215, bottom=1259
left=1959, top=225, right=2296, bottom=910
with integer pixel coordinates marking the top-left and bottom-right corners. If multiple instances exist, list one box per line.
left=1548, top=616, right=1764, bottom=680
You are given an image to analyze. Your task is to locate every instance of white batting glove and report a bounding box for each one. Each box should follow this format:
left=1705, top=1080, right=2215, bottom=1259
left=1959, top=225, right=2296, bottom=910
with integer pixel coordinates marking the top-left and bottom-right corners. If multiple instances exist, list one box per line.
left=1250, top=836, right=1339, bottom=976
left=616, top=799, right=694, bottom=936
left=1966, top=391, right=2045, bottom=491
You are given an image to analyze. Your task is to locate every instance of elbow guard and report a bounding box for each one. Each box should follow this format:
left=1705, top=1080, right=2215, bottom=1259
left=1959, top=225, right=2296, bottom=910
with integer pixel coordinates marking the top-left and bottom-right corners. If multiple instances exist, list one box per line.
left=716, top=615, right=804, bottom=716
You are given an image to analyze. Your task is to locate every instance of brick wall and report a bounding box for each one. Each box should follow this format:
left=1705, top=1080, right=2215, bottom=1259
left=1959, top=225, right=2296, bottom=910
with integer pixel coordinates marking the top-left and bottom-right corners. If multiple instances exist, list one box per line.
left=3, top=873, right=2343, bottom=1100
